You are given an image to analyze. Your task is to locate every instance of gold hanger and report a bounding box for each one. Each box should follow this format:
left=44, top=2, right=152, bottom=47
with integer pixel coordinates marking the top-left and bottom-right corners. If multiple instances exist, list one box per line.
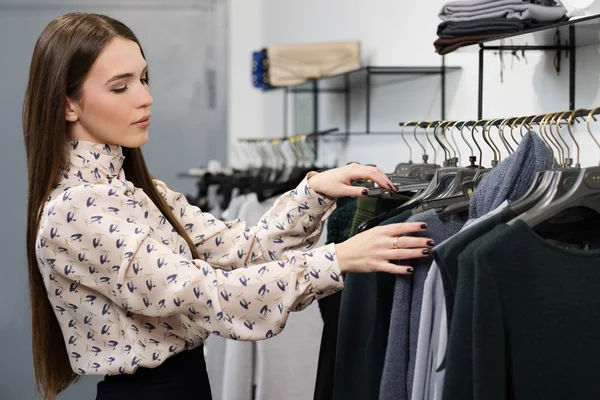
left=471, top=120, right=487, bottom=168
left=510, top=116, right=526, bottom=146
left=443, top=121, right=459, bottom=165
left=567, top=108, right=586, bottom=168
left=460, top=121, right=476, bottom=158
left=555, top=111, right=573, bottom=167
left=450, top=121, right=466, bottom=166
left=414, top=121, right=430, bottom=163
left=486, top=118, right=502, bottom=165
left=401, top=121, right=418, bottom=163
left=425, top=121, right=439, bottom=165
left=586, top=107, right=600, bottom=163
left=547, top=112, right=567, bottom=167
left=498, top=117, right=515, bottom=154
left=540, top=113, right=561, bottom=167
left=434, top=121, right=450, bottom=164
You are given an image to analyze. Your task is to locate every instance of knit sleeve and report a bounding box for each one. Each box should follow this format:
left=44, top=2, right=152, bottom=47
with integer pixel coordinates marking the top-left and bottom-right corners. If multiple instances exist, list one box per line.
left=154, top=173, right=336, bottom=270
left=37, top=184, right=344, bottom=342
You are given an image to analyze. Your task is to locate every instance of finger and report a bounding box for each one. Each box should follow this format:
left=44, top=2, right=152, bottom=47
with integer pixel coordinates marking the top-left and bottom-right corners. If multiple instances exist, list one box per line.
left=363, top=166, right=397, bottom=192
left=387, top=236, right=435, bottom=250
left=342, top=184, right=372, bottom=198
left=381, top=222, right=429, bottom=236
left=387, top=248, right=432, bottom=261
left=377, top=262, right=415, bottom=275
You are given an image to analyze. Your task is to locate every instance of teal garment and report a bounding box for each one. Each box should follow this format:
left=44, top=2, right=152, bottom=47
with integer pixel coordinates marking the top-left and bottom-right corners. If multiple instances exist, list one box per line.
left=333, top=210, right=413, bottom=400
left=434, top=209, right=513, bottom=333
left=444, top=218, right=600, bottom=400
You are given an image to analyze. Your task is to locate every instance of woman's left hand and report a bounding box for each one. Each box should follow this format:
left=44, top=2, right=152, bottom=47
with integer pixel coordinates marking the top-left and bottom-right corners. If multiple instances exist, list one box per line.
left=307, top=163, right=399, bottom=199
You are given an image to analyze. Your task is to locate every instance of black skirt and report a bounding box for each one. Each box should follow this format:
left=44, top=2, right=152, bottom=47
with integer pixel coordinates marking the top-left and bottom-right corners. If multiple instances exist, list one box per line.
left=96, top=345, right=212, bottom=400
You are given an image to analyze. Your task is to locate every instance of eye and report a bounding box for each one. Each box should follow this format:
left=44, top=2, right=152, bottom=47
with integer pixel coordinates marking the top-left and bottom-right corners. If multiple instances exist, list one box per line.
left=141, top=76, right=149, bottom=85
left=112, top=85, right=127, bottom=94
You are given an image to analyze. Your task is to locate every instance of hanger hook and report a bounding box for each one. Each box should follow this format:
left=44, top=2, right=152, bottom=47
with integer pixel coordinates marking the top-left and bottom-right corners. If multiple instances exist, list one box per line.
left=450, top=120, right=465, bottom=166
left=586, top=107, right=600, bottom=163
left=482, top=120, right=499, bottom=166
left=459, top=120, right=475, bottom=156
left=434, top=121, right=451, bottom=163
left=471, top=120, right=486, bottom=168
left=498, top=117, right=515, bottom=154
left=552, top=111, right=570, bottom=166
left=425, top=121, right=439, bottom=165
left=487, top=119, right=504, bottom=163
left=540, top=113, right=565, bottom=165
left=401, top=121, right=417, bottom=163
left=413, top=121, right=428, bottom=160
left=443, top=121, right=458, bottom=163
left=567, top=109, right=585, bottom=168
left=510, top=116, right=526, bottom=147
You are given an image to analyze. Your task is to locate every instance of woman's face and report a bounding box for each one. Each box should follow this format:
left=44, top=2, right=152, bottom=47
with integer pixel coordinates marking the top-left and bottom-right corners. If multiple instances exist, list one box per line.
left=66, top=37, right=153, bottom=148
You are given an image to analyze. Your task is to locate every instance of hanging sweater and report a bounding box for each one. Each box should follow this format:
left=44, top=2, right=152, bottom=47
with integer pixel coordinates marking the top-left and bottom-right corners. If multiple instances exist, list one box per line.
left=444, top=218, right=600, bottom=400
left=36, top=140, right=343, bottom=376
left=469, top=131, right=552, bottom=219
left=379, top=210, right=465, bottom=400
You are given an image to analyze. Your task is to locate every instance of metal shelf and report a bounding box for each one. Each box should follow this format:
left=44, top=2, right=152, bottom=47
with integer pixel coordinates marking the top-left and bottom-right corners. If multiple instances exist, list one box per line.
left=447, top=14, right=600, bottom=118
left=455, top=14, right=600, bottom=52
left=273, top=62, right=461, bottom=159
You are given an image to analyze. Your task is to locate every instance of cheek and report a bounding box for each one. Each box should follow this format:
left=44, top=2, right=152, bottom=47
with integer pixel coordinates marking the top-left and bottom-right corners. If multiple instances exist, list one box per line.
left=83, top=92, right=130, bottom=127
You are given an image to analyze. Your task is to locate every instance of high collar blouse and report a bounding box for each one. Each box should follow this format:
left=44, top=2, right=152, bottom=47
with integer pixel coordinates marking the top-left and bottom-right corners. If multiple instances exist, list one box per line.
left=36, top=140, right=343, bottom=376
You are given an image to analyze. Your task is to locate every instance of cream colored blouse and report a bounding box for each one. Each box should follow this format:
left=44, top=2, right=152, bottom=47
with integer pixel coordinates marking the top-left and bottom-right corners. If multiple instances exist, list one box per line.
left=36, top=140, right=344, bottom=376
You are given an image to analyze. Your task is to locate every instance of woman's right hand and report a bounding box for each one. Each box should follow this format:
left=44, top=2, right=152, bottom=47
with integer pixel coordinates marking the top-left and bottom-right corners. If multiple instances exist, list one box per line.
left=334, top=222, right=434, bottom=275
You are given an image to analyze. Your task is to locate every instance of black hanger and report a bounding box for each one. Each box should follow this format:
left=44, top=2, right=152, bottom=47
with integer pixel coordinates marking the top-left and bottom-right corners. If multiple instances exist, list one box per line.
left=511, top=167, right=600, bottom=227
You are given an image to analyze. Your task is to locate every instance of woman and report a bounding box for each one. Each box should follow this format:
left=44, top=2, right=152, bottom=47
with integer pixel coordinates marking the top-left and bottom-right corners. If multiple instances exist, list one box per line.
left=23, top=12, right=433, bottom=400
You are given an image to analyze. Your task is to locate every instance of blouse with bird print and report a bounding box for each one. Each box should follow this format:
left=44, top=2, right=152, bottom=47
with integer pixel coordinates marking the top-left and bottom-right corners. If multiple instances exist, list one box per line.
left=36, top=140, right=344, bottom=376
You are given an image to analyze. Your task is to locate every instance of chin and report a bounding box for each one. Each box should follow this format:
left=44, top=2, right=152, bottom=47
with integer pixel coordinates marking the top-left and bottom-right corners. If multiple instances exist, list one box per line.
left=122, top=130, right=149, bottom=148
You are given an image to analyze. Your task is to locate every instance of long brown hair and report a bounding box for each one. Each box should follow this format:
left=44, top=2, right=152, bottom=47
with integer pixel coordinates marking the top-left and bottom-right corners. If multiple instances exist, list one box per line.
left=22, top=13, right=200, bottom=399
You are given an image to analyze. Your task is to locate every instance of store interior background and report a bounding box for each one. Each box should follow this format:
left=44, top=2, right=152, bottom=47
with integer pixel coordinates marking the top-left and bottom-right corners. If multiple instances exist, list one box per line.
left=1, top=0, right=600, bottom=398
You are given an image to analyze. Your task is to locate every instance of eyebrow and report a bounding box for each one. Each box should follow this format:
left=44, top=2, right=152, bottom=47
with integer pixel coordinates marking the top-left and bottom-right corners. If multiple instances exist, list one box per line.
left=105, top=65, right=148, bottom=86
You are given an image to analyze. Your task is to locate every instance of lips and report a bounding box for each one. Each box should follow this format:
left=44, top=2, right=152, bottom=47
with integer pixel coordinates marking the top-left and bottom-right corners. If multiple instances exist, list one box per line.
left=133, top=115, right=150, bottom=124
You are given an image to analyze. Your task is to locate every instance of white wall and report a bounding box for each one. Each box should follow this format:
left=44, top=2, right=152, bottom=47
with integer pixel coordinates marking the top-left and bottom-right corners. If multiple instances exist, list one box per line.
left=228, top=0, right=600, bottom=171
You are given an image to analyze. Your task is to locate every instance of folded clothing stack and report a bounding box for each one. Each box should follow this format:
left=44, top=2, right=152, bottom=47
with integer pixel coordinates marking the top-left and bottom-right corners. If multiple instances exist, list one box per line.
left=434, top=0, right=567, bottom=55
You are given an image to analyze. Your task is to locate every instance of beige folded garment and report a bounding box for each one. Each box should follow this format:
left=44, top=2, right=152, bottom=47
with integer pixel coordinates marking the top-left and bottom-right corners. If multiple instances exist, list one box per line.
left=266, top=41, right=361, bottom=87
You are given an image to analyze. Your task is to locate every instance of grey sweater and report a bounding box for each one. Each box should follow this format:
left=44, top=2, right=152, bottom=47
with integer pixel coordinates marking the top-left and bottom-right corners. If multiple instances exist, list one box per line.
left=379, top=210, right=465, bottom=400
left=469, top=131, right=552, bottom=219
left=439, top=0, right=566, bottom=22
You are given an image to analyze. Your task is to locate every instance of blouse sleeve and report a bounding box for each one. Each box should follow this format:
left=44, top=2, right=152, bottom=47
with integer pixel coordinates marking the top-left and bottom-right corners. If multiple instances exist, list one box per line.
left=38, top=185, right=344, bottom=341
left=153, top=173, right=337, bottom=270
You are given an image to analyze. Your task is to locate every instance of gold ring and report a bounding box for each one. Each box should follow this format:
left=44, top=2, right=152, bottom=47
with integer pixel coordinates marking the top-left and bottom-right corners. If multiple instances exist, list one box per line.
left=393, top=236, right=399, bottom=249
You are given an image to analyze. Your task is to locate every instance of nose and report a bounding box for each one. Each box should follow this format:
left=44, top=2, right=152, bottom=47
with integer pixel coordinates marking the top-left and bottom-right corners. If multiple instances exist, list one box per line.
left=137, top=85, right=153, bottom=109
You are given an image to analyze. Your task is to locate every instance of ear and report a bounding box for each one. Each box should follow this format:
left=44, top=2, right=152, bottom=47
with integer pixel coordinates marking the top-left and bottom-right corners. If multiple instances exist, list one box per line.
left=65, top=97, right=79, bottom=123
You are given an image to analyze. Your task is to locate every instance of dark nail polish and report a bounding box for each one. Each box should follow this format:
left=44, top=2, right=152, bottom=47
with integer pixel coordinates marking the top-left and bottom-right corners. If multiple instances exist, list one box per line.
left=407, top=268, right=414, bottom=274
left=394, top=184, right=400, bottom=191
left=422, top=249, right=431, bottom=255
left=427, top=240, right=435, bottom=247
left=387, top=183, right=394, bottom=190
left=362, top=189, right=369, bottom=196
left=420, top=224, right=428, bottom=230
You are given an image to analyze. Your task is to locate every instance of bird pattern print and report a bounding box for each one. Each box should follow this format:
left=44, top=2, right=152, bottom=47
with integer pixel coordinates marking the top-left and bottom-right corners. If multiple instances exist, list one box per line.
left=36, top=140, right=343, bottom=376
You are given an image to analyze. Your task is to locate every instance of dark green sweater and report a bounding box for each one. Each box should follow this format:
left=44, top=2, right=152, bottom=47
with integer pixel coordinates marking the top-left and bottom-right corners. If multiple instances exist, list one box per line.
left=443, top=219, right=600, bottom=400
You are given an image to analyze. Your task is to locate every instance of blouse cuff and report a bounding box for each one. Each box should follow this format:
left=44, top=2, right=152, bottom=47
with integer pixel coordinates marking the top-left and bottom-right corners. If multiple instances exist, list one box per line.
left=305, top=243, right=345, bottom=299
left=297, top=172, right=337, bottom=223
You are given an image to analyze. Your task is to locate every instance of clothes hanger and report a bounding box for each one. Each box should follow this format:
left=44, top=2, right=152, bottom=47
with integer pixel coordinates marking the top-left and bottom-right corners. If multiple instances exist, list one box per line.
left=509, top=107, right=600, bottom=227
left=387, top=121, right=440, bottom=184
left=356, top=121, right=453, bottom=231
left=433, top=120, right=495, bottom=218
left=498, top=117, right=515, bottom=154
left=506, top=109, right=582, bottom=216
